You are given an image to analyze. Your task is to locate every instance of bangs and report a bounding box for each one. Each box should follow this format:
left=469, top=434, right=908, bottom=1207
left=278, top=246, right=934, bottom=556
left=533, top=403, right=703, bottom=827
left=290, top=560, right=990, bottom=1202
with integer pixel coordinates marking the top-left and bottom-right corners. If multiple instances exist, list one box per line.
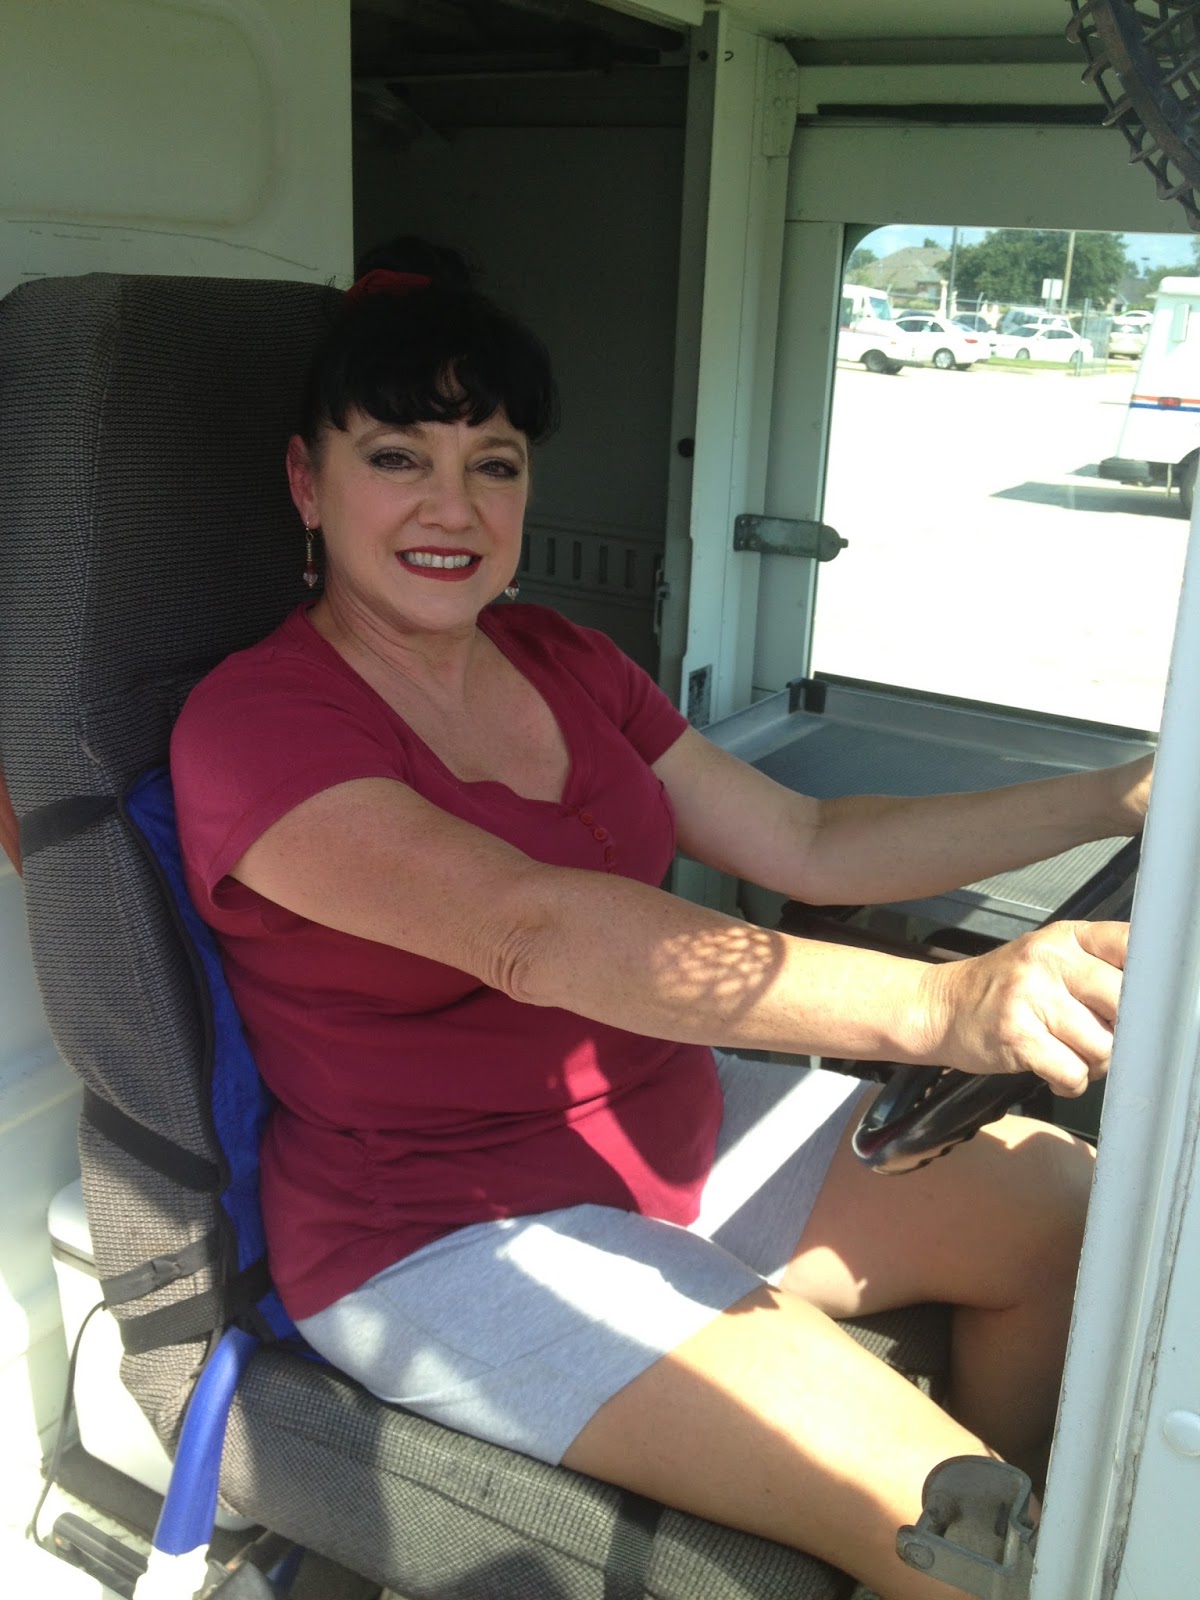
left=301, top=287, right=559, bottom=446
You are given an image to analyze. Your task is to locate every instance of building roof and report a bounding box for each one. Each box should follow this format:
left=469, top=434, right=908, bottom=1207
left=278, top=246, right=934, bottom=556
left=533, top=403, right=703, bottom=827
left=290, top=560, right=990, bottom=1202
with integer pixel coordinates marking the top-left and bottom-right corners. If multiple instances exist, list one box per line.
left=853, top=245, right=949, bottom=292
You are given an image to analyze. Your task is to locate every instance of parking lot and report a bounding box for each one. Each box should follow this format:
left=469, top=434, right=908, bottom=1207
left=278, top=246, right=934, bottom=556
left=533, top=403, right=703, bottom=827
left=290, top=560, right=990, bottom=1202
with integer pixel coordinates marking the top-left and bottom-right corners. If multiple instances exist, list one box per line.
left=815, top=362, right=1191, bottom=731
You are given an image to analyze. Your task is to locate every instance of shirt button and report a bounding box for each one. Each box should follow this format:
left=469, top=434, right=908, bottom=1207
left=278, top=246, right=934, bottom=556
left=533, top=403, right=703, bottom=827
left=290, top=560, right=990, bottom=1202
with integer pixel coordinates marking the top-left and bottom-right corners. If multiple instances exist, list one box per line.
left=580, top=811, right=594, bottom=826
left=603, top=846, right=615, bottom=863
left=593, top=826, right=608, bottom=841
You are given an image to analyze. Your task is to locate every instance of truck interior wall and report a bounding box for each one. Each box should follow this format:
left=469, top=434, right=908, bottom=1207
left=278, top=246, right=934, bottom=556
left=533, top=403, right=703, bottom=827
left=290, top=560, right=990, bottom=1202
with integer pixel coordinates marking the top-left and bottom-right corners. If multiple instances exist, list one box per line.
left=0, top=0, right=351, bottom=296
left=354, top=117, right=686, bottom=674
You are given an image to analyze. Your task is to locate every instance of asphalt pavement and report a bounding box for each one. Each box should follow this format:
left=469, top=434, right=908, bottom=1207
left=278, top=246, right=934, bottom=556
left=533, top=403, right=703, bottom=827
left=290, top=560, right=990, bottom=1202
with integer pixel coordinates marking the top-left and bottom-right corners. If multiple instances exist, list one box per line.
left=816, top=362, right=1189, bottom=732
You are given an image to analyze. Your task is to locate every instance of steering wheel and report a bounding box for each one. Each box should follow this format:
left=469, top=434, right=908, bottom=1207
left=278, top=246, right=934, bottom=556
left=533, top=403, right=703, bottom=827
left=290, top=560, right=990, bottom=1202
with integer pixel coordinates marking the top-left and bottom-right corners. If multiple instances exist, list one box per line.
left=852, top=834, right=1141, bottom=1175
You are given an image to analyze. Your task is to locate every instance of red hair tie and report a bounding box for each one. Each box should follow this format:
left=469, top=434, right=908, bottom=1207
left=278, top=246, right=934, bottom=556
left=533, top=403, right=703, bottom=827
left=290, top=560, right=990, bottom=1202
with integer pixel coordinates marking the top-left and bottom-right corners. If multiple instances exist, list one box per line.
left=346, top=269, right=433, bottom=305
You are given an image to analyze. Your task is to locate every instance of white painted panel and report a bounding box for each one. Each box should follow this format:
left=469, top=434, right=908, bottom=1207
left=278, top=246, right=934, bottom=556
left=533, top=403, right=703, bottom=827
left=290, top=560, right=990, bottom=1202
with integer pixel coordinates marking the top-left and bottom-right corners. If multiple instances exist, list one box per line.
left=0, top=0, right=353, bottom=293
left=678, top=18, right=797, bottom=724
left=1115, top=1114, right=1200, bottom=1597
left=0, top=866, right=79, bottom=1313
left=0, top=866, right=80, bottom=1488
left=786, top=123, right=1194, bottom=238
left=755, top=218, right=841, bottom=693
left=1, top=0, right=271, bottom=223
left=1030, top=504, right=1200, bottom=1599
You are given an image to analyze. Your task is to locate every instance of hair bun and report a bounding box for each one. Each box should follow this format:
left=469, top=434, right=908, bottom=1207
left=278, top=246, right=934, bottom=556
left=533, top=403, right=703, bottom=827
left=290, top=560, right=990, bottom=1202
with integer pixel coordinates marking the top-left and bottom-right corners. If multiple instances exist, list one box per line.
left=351, top=235, right=475, bottom=293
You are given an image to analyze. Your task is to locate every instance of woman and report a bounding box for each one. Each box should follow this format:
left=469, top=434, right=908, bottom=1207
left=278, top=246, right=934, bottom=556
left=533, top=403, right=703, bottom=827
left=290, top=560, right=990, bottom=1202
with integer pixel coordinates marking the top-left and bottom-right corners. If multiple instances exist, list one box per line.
left=171, top=252, right=1149, bottom=1600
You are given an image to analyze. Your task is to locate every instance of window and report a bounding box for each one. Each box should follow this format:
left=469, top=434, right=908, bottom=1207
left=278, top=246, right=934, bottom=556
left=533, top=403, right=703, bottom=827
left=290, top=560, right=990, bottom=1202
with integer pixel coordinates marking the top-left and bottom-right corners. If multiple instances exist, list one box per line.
left=817, top=223, right=1191, bottom=729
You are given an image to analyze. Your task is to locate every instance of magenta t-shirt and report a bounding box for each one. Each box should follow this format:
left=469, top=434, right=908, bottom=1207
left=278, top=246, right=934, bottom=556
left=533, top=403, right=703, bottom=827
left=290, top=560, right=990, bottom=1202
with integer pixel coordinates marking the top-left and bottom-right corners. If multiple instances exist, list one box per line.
left=170, top=603, right=722, bottom=1319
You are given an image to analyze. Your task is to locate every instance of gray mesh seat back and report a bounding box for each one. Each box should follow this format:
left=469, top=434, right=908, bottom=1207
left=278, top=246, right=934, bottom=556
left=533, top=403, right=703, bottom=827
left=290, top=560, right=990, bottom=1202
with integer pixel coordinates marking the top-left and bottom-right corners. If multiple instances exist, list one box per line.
left=0, top=272, right=335, bottom=1430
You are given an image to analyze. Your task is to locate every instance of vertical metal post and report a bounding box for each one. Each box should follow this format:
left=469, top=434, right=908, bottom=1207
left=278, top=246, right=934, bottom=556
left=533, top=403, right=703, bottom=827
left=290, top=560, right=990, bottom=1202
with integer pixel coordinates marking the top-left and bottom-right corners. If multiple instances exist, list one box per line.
left=1031, top=497, right=1200, bottom=1598
left=947, top=225, right=960, bottom=317
left=673, top=11, right=798, bottom=727
left=753, top=218, right=843, bottom=694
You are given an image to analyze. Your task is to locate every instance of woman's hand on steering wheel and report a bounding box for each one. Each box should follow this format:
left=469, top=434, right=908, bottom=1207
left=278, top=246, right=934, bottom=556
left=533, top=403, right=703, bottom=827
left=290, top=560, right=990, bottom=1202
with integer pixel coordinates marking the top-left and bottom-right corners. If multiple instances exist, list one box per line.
left=917, top=919, right=1127, bottom=1098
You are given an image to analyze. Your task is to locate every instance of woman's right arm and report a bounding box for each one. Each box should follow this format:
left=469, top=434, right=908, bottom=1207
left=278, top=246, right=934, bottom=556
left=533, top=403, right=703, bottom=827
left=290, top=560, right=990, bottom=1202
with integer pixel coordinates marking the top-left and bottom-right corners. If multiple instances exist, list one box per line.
left=230, top=776, right=1124, bottom=1096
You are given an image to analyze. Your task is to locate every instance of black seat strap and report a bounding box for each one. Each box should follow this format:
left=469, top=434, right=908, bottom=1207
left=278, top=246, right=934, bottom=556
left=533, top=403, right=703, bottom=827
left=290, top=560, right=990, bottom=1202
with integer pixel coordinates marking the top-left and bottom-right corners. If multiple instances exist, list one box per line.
left=82, top=1087, right=223, bottom=1194
left=604, top=1490, right=663, bottom=1600
left=19, top=795, right=116, bottom=858
left=101, top=1230, right=223, bottom=1307
left=117, top=1287, right=228, bottom=1355
left=116, top=1257, right=274, bottom=1355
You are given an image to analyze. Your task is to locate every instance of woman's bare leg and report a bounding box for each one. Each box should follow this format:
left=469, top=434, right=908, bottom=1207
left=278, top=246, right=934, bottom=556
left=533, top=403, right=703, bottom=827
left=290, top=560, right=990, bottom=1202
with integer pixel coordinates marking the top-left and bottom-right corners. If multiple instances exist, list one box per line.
left=782, top=1109, right=1094, bottom=1477
left=562, top=1282, right=996, bottom=1600
left=564, top=1108, right=1088, bottom=1594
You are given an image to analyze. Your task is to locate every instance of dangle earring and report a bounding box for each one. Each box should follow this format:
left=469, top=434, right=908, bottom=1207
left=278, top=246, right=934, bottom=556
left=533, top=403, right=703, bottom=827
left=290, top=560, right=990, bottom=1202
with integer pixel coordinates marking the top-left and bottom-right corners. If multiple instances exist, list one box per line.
left=503, top=581, right=520, bottom=600
left=302, top=523, right=319, bottom=590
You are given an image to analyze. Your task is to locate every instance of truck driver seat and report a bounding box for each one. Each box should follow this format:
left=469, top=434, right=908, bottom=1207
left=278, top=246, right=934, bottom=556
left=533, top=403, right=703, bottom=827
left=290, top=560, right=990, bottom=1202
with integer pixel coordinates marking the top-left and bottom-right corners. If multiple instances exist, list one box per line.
left=0, top=271, right=948, bottom=1599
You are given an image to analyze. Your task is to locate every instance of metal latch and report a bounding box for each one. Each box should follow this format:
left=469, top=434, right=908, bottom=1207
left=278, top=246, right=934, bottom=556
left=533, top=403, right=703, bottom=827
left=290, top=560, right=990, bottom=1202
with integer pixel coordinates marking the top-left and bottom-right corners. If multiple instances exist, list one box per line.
left=651, top=555, right=669, bottom=640
left=733, top=515, right=847, bottom=560
left=897, top=1456, right=1036, bottom=1600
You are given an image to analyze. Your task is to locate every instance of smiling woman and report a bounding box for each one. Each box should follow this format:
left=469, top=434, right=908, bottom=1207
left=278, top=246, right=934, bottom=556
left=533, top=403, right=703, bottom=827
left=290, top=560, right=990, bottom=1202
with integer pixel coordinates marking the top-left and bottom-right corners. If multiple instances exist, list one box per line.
left=164, top=240, right=1151, bottom=1600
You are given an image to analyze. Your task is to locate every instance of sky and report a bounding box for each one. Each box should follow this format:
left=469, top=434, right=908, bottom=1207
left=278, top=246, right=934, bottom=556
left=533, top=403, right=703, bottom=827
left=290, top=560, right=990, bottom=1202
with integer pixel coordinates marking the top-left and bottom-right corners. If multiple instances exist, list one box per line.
left=860, top=224, right=1196, bottom=275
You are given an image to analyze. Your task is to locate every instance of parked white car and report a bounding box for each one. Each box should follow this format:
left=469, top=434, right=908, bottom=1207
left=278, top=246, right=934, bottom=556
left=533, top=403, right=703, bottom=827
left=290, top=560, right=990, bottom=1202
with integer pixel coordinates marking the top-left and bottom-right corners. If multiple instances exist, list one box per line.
left=894, top=312, right=990, bottom=369
left=992, top=325, right=1094, bottom=367
left=951, top=312, right=997, bottom=349
left=837, top=283, right=909, bottom=373
left=999, top=307, right=1071, bottom=335
left=1109, top=317, right=1149, bottom=359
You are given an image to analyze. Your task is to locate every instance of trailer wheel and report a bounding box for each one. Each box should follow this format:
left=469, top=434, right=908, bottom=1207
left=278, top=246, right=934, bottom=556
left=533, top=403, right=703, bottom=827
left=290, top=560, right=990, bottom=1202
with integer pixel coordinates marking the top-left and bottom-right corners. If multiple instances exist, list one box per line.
left=862, top=349, right=891, bottom=374
left=1179, top=453, right=1198, bottom=519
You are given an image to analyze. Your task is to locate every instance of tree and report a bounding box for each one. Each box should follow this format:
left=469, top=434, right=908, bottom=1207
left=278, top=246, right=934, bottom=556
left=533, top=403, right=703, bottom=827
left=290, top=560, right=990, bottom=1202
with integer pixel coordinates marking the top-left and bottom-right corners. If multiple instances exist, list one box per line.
left=953, top=229, right=1127, bottom=306
left=1139, top=264, right=1181, bottom=304
left=846, top=247, right=877, bottom=275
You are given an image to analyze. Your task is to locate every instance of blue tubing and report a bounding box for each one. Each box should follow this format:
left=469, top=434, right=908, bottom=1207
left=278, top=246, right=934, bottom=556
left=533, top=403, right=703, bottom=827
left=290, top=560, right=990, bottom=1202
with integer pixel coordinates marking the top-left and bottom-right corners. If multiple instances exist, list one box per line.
left=267, top=1545, right=306, bottom=1592
left=152, top=1327, right=260, bottom=1557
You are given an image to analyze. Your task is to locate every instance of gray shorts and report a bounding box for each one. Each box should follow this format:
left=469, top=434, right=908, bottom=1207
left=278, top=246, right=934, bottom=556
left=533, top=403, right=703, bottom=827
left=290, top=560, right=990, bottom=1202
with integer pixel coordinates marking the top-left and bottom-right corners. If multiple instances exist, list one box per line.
left=297, top=1055, right=868, bottom=1464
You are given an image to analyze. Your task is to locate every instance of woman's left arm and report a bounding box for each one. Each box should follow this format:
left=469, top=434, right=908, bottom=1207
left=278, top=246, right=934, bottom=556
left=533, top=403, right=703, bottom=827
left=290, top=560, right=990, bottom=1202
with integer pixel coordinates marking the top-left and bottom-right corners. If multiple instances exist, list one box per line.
left=653, top=728, right=1151, bottom=906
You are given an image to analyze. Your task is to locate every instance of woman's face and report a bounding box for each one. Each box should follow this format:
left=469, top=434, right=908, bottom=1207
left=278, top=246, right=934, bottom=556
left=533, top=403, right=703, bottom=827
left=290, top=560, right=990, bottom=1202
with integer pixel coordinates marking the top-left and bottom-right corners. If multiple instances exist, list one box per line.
left=286, top=409, right=529, bottom=637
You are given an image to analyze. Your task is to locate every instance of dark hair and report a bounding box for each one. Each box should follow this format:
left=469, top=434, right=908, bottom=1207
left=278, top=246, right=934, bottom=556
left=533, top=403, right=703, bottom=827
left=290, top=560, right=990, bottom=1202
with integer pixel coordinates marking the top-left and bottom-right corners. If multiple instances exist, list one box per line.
left=299, top=238, right=559, bottom=449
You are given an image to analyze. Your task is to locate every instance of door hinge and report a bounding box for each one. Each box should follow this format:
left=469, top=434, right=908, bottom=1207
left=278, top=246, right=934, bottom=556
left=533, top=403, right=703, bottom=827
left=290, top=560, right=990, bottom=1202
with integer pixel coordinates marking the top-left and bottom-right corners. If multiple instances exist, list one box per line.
left=652, top=557, right=670, bottom=640
left=897, top=1456, right=1036, bottom=1600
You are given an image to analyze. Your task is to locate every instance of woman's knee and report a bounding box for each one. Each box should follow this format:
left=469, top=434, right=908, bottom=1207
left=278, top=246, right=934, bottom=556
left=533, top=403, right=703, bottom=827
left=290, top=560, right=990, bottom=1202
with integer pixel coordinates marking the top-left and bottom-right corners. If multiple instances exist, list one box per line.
left=786, top=1107, right=1095, bottom=1316
left=980, top=1115, right=1094, bottom=1293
